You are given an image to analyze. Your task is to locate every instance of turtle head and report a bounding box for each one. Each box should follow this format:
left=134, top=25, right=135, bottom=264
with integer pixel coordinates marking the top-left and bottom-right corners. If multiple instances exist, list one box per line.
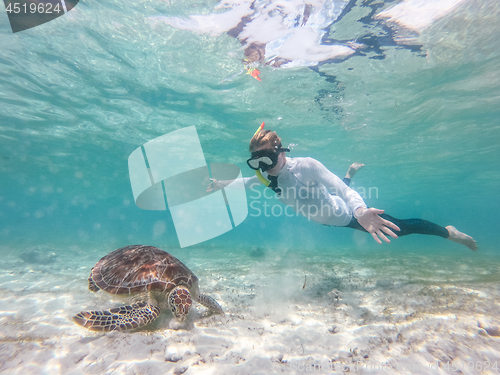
left=168, top=286, right=192, bottom=321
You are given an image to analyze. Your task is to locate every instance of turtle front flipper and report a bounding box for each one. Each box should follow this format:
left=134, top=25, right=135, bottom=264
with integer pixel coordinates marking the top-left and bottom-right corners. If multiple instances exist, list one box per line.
left=73, top=301, right=160, bottom=331
left=88, top=267, right=100, bottom=292
left=196, top=294, right=224, bottom=316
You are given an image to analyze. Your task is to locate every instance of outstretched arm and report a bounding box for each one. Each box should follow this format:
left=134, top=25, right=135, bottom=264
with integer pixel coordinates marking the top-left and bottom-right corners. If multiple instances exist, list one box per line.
left=355, top=207, right=400, bottom=244
left=206, top=175, right=259, bottom=192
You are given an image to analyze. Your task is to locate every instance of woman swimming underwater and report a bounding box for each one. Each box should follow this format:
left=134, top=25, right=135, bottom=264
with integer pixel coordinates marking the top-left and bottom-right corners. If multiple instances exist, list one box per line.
left=209, top=125, right=478, bottom=251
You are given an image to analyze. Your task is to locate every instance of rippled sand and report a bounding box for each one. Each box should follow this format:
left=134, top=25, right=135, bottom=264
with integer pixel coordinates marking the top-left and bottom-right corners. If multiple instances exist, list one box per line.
left=1, top=245, right=500, bottom=374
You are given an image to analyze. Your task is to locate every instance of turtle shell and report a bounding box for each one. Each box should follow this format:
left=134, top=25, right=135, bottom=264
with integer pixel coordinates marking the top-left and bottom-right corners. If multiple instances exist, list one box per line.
left=90, top=245, right=198, bottom=295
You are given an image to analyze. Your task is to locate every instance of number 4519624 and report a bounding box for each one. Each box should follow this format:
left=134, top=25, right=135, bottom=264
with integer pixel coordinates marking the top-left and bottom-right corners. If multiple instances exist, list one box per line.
left=5, top=2, right=63, bottom=14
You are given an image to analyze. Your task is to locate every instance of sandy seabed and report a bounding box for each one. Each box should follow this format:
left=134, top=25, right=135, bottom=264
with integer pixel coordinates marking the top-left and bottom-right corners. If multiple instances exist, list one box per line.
left=1, top=244, right=500, bottom=375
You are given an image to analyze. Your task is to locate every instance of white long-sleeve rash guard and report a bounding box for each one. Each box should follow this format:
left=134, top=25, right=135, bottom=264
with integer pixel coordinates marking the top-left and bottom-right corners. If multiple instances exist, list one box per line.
left=229, top=157, right=368, bottom=227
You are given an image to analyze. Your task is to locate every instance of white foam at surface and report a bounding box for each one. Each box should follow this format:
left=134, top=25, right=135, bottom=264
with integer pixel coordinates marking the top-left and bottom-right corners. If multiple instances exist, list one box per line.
left=150, top=3, right=254, bottom=37
left=277, top=28, right=354, bottom=62
left=377, top=0, right=468, bottom=33
left=149, top=0, right=353, bottom=67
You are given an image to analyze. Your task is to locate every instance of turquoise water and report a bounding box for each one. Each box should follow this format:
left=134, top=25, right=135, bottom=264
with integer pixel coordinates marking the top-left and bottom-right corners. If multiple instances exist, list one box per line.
left=1, top=0, right=499, bottom=253
left=1, top=0, right=500, bottom=373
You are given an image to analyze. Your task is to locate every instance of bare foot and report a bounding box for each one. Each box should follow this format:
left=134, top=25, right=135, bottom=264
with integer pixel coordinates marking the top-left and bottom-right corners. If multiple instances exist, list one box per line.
left=446, top=226, right=478, bottom=251
left=346, top=162, right=365, bottom=179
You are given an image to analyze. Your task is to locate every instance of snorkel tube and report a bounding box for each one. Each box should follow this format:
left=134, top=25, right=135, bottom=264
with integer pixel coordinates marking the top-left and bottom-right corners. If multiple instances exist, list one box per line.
left=253, top=122, right=264, bottom=136
left=255, top=168, right=271, bottom=186
left=252, top=122, right=271, bottom=187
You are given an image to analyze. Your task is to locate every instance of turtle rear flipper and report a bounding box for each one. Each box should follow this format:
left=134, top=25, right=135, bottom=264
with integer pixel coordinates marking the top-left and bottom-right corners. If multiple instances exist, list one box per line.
left=196, top=294, right=224, bottom=316
left=73, top=301, right=160, bottom=331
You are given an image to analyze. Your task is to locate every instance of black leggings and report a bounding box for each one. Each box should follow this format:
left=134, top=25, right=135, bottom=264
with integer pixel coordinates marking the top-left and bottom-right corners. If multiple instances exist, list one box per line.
left=342, top=177, right=449, bottom=238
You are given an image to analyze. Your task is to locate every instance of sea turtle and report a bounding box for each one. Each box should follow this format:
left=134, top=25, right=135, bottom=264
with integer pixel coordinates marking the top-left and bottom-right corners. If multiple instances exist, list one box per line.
left=73, top=245, right=224, bottom=332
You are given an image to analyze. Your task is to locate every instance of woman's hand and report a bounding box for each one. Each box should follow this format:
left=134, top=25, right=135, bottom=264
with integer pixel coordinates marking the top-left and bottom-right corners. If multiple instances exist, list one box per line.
left=206, top=178, right=218, bottom=193
left=355, top=207, right=400, bottom=244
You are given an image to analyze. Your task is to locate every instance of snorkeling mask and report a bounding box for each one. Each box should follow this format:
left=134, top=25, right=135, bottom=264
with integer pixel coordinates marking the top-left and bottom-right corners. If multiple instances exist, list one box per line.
left=246, top=147, right=289, bottom=172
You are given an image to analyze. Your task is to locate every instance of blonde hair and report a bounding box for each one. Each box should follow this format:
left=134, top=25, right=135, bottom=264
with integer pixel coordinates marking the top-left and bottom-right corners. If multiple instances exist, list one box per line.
left=249, top=130, right=282, bottom=152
